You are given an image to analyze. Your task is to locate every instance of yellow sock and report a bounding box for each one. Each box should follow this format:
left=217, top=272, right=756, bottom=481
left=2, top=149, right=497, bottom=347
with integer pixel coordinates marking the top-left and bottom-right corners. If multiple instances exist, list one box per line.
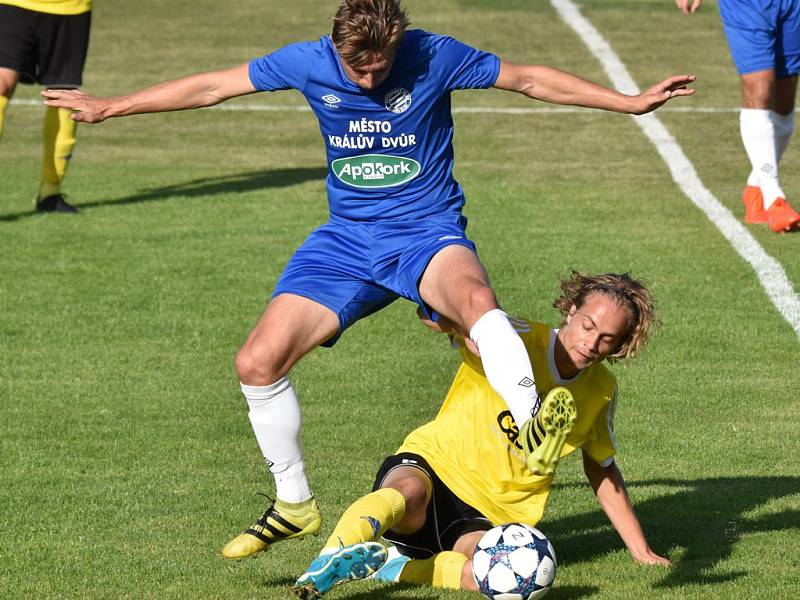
left=0, top=95, right=8, bottom=141
left=40, top=106, right=77, bottom=198
left=397, top=551, right=467, bottom=589
left=322, top=488, right=405, bottom=550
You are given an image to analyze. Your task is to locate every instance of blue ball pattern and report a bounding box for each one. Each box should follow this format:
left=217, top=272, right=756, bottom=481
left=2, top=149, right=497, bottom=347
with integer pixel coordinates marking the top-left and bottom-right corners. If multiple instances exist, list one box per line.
left=473, top=524, right=556, bottom=600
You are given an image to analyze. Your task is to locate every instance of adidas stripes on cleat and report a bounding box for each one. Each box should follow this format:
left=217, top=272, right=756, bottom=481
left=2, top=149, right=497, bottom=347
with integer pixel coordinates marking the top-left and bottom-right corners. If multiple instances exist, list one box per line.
left=520, top=387, right=577, bottom=477
left=291, top=542, right=388, bottom=599
left=221, top=496, right=321, bottom=559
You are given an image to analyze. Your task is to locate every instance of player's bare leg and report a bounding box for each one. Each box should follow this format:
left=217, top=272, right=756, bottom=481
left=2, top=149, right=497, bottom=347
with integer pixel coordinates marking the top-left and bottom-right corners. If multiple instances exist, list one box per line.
left=419, top=245, right=540, bottom=427
left=420, top=246, right=576, bottom=475
left=0, top=68, right=20, bottom=142
left=223, top=294, right=339, bottom=559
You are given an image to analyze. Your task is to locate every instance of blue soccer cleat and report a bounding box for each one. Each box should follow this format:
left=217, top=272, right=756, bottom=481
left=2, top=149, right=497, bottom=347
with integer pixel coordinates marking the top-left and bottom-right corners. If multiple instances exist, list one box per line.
left=291, top=541, right=387, bottom=599
left=371, top=545, right=410, bottom=583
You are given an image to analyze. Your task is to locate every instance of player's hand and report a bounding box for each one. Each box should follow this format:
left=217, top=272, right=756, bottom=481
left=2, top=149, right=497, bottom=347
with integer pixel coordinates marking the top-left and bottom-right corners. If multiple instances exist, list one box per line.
left=631, top=75, right=696, bottom=114
left=631, top=548, right=671, bottom=566
left=41, top=89, right=112, bottom=123
left=674, top=0, right=701, bottom=14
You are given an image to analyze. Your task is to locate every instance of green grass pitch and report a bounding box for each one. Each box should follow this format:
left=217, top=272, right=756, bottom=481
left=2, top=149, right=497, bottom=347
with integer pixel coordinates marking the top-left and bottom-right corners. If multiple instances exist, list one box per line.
left=1, top=1, right=798, bottom=598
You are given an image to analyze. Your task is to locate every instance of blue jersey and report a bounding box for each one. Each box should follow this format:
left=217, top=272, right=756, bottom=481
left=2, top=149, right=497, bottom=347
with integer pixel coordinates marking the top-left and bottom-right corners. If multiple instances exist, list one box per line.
left=249, top=30, right=500, bottom=222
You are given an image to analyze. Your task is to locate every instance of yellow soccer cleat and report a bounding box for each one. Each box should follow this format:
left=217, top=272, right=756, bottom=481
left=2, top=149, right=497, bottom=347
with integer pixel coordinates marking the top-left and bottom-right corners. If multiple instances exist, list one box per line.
left=520, top=387, right=577, bottom=477
left=222, top=496, right=321, bottom=559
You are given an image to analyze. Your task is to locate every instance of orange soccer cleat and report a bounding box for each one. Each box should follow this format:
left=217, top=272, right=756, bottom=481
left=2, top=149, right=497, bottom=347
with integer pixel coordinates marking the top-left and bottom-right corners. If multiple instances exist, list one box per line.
left=742, top=186, right=768, bottom=224
left=766, top=198, right=800, bottom=233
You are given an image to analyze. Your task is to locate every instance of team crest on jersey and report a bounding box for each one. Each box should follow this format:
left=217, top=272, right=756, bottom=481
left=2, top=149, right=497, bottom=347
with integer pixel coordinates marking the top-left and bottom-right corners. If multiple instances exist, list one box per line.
left=385, top=87, right=412, bottom=113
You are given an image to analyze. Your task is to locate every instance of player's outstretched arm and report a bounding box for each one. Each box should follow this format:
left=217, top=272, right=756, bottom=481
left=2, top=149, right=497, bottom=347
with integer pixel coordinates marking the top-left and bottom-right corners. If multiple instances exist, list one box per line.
left=674, top=0, right=702, bottom=14
left=582, top=451, right=671, bottom=566
left=494, top=61, right=695, bottom=115
left=41, top=63, right=256, bottom=123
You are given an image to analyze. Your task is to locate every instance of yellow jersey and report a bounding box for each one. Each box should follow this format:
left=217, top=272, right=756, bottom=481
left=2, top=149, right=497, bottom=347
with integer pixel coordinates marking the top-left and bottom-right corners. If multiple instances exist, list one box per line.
left=0, top=1, right=91, bottom=15
left=398, top=319, right=618, bottom=526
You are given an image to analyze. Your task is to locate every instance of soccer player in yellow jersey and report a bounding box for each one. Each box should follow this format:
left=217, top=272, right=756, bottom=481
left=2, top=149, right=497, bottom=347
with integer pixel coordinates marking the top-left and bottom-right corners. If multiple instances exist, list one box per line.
left=292, top=272, right=670, bottom=599
left=0, top=0, right=92, bottom=212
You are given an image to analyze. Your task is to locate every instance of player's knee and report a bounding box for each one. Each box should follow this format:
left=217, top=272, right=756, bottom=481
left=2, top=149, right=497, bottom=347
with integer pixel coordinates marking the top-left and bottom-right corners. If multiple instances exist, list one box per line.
left=383, top=477, right=430, bottom=529
left=468, top=285, right=499, bottom=318
left=235, top=343, right=287, bottom=385
left=741, top=77, right=773, bottom=109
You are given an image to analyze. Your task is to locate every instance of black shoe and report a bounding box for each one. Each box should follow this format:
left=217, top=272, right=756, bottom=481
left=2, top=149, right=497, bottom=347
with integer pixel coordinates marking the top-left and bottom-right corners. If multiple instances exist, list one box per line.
left=36, top=194, right=79, bottom=213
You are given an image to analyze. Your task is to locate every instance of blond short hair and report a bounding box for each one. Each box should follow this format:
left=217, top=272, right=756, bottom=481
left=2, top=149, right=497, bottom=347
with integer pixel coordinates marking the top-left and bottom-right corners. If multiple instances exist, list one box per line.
left=332, top=0, right=410, bottom=67
left=554, top=271, right=660, bottom=362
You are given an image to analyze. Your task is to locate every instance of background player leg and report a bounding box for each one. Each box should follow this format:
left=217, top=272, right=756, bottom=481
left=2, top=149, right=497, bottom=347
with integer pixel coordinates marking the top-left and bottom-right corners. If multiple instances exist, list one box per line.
left=37, top=102, right=78, bottom=212
left=773, top=75, right=798, bottom=192
left=740, top=70, right=800, bottom=231
left=0, top=68, right=19, bottom=142
left=223, top=293, right=340, bottom=559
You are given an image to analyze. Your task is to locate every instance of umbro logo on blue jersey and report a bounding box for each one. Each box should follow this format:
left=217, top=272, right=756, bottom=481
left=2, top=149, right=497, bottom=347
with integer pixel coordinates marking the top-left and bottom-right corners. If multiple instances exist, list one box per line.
left=322, top=94, right=342, bottom=108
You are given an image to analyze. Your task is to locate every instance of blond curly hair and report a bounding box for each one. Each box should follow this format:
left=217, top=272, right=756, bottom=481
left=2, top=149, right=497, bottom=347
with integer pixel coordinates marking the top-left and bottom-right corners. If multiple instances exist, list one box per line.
left=554, top=271, right=660, bottom=362
left=332, top=0, right=410, bottom=67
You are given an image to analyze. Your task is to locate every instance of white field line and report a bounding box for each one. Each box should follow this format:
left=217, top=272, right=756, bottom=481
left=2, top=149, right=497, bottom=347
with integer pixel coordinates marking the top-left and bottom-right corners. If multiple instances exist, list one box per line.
left=552, top=0, right=800, bottom=339
left=11, top=97, right=737, bottom=114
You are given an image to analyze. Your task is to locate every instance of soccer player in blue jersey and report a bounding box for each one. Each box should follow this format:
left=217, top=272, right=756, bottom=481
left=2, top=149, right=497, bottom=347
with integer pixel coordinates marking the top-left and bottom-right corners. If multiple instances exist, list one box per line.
left=676, top=0, right=800, bottom=232
left=44, top=0, right=695, bottom=559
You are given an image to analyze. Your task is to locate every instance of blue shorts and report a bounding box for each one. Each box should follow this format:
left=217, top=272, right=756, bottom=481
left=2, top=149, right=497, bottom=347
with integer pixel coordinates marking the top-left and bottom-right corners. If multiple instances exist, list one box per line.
left=273, top=214, right=476, bottom=346
left=720, top=0, right=800, bottom=76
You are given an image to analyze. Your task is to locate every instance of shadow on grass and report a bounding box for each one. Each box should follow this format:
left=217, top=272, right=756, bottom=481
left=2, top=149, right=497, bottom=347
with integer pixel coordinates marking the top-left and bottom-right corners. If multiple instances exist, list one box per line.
left=0, top=167, right=328, bottom=222
left=255, top=476, right=795, bottom=598
left=547, top=475, right=800, bottom=589
left=341, top=582, right=600, bottom=599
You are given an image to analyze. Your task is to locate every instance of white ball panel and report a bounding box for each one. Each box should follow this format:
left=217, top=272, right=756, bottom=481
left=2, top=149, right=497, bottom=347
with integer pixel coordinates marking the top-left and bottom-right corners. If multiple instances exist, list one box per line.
left=501, top=523, right=535, bottom=547
left=535, top=556, right=556, bottom=587
left=508, top=546, right=540, bottom=576
left=472, top=549, right=491, bottom=580
left=478, top=525, right=505, bottom=549
left=487, top=563, right=519, bottom=593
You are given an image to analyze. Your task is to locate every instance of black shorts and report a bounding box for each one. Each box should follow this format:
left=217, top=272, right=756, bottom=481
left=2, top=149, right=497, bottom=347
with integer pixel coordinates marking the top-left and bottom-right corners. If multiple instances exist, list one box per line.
left=0, top=5, right=91, bottom=87
left=372, top=452, right=492, bottom=559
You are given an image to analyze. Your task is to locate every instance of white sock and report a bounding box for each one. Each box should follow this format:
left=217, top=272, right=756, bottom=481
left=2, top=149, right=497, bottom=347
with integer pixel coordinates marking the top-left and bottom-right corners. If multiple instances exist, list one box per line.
left=740, top=108, right=785, bottom=208
left=241, top=378, right=313, bottom=503
left=469, top=309, right=539, bottom=426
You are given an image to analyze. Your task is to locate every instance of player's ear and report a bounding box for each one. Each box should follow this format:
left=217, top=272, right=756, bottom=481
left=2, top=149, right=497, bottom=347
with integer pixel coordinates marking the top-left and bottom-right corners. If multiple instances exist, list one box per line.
left=565, top=304, right=578, bottom=324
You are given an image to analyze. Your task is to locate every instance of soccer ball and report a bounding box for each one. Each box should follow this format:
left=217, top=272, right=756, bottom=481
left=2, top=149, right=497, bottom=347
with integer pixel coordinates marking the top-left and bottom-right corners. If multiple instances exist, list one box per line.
left=472, top=523, right=557, bottom=600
